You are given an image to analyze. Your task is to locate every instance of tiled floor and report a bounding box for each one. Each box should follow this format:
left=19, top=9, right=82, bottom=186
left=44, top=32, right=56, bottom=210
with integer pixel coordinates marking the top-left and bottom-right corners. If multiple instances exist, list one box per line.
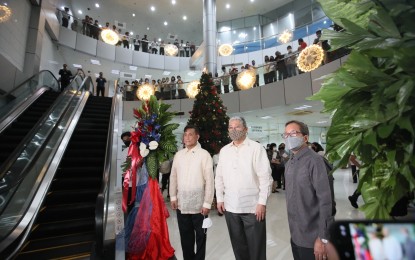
left=164, top=168, right=412, bottom=260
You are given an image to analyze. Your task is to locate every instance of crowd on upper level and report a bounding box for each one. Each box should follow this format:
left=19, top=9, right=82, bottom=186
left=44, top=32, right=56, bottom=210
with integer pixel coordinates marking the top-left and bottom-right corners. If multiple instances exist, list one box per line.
left=59, top=8, right=197, bottom=57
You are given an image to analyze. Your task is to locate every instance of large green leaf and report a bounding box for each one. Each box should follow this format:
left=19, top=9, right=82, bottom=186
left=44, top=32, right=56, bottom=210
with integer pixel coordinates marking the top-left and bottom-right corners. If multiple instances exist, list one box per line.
left=368, top=9, right=401, bottom=38
left=146, top=152, right=158, bottom=179
left=321, top=29, right=366, bottom=50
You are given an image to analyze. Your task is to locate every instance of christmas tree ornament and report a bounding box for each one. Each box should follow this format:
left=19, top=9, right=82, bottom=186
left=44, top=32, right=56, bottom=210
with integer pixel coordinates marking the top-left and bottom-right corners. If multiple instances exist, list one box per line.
left=297, top=44, right=324, bottom=72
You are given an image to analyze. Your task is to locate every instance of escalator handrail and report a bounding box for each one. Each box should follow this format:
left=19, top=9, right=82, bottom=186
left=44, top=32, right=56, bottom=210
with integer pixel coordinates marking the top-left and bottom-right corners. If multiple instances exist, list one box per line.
left=0, top=91, right=92, bottom=258
left=1, top=70, right=60, bottom=97
left=0, top=74, right=88, bottom=186
left=95, top=84, right=121, bottom=255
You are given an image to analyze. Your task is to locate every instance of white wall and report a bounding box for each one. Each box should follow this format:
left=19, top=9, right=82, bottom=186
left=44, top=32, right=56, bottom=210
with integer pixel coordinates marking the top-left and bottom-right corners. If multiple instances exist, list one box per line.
left=40, top=31, right=66, bottom=77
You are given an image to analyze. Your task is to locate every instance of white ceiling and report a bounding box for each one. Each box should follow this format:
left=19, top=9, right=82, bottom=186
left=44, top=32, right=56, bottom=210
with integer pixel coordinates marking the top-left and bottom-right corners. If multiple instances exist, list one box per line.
left=58, top=0, right=292, bottom=43
left=53, top=0, right=331, bottom=136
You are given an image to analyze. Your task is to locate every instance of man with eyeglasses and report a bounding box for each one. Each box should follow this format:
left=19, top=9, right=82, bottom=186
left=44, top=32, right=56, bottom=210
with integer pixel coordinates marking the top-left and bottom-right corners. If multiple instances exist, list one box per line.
left=283, top=120, right=334, bottom=260
left=215, top=116, right=272, bottom=260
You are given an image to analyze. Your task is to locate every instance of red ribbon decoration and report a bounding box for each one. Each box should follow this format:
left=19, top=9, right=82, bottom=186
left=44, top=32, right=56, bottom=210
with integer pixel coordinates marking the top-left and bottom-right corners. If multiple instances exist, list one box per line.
left=122, top=131, right=143, bottom=212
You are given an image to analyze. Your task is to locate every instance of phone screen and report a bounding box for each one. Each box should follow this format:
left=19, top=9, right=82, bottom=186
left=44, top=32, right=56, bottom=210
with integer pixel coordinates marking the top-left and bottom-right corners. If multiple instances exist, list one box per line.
left=331, top=221, right=415, bottom=260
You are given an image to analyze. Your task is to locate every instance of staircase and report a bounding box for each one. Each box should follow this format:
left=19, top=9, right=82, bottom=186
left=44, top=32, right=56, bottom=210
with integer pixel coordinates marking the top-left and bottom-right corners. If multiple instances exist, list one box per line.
left=15, top=96, right=112, bottom=259
left=0, top=90, right=60, bottom=168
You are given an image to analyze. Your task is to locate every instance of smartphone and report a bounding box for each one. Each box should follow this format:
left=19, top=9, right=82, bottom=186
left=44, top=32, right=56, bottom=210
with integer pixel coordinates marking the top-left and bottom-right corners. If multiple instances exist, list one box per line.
left=330, top=220, right=415, bottom=260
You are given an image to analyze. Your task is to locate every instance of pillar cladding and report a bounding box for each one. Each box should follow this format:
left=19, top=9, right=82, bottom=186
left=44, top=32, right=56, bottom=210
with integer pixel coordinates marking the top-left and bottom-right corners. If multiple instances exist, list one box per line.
left=203, top=0, right=217, bottom=75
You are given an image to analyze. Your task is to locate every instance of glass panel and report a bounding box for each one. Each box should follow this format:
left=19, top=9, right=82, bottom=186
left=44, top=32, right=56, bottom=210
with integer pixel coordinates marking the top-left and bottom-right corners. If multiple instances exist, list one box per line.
left=312, top=4, right=326, bottom=21
left=294, top=6, right=312, bottom=28
left=218, top=31, right=232, bottom=44
left=231, top=18, right=245, bottom=30
left=244, top=15, right=259, bottom=27
left=218, top=21, right=232, bottom=32
left=278, top=14, right=295, bottom=33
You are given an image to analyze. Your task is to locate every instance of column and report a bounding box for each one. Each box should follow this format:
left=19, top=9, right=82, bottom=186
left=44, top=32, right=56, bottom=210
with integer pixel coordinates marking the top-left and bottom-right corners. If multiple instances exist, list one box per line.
left=203, top=0, right=217, bottom=75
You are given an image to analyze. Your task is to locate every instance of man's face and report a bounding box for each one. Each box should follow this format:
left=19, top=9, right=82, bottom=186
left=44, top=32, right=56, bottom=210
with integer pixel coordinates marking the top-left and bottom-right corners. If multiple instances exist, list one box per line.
left=228, top=119, right=247, bottom=141
left=183, top=128, right=199, bottom=148
left=284, top=123, right=308, bottom=143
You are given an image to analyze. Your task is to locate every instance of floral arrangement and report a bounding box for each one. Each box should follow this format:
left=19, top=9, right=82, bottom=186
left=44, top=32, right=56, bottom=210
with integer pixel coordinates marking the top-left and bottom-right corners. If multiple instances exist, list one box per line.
left=122, top=95, right=178, bottom=180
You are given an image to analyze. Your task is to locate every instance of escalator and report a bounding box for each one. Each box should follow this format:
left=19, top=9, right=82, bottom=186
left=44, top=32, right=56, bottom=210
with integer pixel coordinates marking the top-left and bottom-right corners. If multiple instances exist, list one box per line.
left=15, top=96, right=113, bottom=259
left=0, top=90, right=60, bottom=168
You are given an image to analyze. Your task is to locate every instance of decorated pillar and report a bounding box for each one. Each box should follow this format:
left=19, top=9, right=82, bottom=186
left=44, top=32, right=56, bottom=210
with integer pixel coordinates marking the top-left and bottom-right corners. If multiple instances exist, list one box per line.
left=203, top=0, right=217, bottom=74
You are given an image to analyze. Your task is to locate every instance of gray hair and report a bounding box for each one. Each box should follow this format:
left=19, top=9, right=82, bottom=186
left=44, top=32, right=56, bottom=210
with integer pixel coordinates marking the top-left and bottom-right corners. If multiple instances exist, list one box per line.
left=229, top=116, right=247, bottom=128
left=285, top=120, right=309, bottom=136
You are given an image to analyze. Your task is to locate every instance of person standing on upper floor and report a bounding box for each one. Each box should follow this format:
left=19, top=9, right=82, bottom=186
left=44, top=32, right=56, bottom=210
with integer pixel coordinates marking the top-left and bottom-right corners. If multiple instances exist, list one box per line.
left=141, top=35, right=149, bottom=53
left=179, top=40, right=185, bottom=57
left=190, top=42, right=196, bottom=56
left=250, top=60, right=259, bottom=87
left=286, top=46, right=297, bottom=78
left=282, top=120, right=334, bottom=260
left=177, top=75, right=186, bottom=99
left=221, top=66, right=230, bottom=94
left=82, top=15, right=90, bottom=35
left=122, top=32, right=130, bottom=49
left=96, top=72, right=107, bottom=97
left=275, top=51, right=288, bottom=81
left=159, top=40, right=165, bottom=55
left=133, top=35, right=140, bottom=51
left=170, top=125, right=214, bottom=260
left=71, top=19, right=78, bottom=32
left=61, top=7, right=70, bottom=28
left=297, top=38, right=307, bottom=74
left=230, top=64, right=239, bottom=92
left=269, top=56, right=277, bottom=83
left=215, top=116, right=273, bottom=260
left=151, top=38, right=159, bottom=54
left=213, top=72, right=222, bottom=94
left=58, top=64, right=73, bottom=92
left=185, top=41, right=190, bottom=57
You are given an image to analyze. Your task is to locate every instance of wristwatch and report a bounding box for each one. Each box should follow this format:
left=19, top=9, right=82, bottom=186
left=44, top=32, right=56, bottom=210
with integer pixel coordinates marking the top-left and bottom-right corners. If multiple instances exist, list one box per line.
left=321, top=238, right=328, bottom=244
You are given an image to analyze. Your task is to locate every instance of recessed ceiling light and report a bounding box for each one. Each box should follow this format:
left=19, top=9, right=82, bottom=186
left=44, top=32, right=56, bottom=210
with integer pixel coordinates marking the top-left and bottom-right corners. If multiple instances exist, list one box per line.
left=132, top=13, right=135, bottom=17
left=316, top=121, right=328, bottom=124
left=250, top=0, right=254, bottom=2
left=150, top=6, right=155, bottom=11
left=130, top=31, right=133, bottom=35
left=183, top=16, right=187, bottom=20
left=111, top=69, right=120, bottom=74
left=95, top=3, right=100, bottom=8
left=129, top=66, right=137, bottom=71
left=61, top=6, right=65, bottom=10
left=164, top=21, right=168, bottom=26
left=226, top=4, right=230, bottom=9
left=78, top=10, right=83, bottom=14
left=260, top=116, right=272, bottom=119
left=73, top=64, right=82, bottom=68
left=4, top=2, right=8, bottom=6
left=147, top=27, right=150, bottom=30
left=294, top=105, right=312, bottom=110
left=172, top=0, right=176, bottom=4
left=163, top=71, right=171, bottom=75
left=158, top=38, right=161, bottom=41
left=91, top=59, right=101, bottom=65
left=187, top=71, right=196, bottom=76
left=253, top=26, right=256, bottom=30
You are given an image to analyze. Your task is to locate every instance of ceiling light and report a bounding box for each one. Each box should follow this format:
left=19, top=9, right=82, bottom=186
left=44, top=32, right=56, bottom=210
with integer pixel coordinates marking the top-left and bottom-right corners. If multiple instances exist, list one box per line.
left=183, top=16, right=187, bottom=20
left=90, top=59, right=101, bottom=65
left=130, top=31, right=133, bottom=35
left=158, top=38, right=161, bottom=41
left=95, top=3, right=99, bottom=8
left=73, top=64, right=82, bottom=68
left=95, top=73, right=100, bottom=78
left=150, top=6, right=155, bottom=11
left=129, top=66, right=137, bottom=71
left=294, top=105, right=312, bottom=110
left=132, top=13, right=135, bottom=17
left=226, top=4, right=230, bottom=8
left=187, top=71, right=196, bottom=76
left=61, top=6, right=65, bottom=10
left=78, top=10, right=82, bottom=14
left=164, top=21, right=168, bottom=26
left=111, top=69, right=120, bottom=74
left=250, top=0, right=254, bottom=2
left=163, top=71, right=171, bottom=75
left=316, top=121, right=328, bottom=124
left=260, top=116, right=272, bottom=119
left=253, top=27, right=256, bottom=30
left=172, top=0, right=176, bottom=4
left=147, top=27, right=150, bottom=30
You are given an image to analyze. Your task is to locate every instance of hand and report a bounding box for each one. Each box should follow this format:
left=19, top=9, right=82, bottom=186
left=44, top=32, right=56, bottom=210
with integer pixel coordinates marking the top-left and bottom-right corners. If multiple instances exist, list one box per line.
left=314, top=238, right=328, bottom=260
left=255, top=204, right=266, bottom=221
left=170, top=200, right=178, bottom=210
left=217, top=202, right=225, bottom=214
left=201, top=207, right=210, bottom=216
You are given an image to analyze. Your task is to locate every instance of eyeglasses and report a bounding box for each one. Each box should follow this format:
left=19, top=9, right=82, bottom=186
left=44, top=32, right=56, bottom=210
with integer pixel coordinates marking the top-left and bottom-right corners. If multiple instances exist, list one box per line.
left=281, top=130, right=302, bottom=139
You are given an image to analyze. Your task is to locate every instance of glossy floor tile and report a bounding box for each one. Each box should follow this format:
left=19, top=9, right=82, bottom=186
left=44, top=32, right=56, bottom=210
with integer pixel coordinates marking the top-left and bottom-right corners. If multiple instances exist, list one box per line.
left=164, top=168, right=413, bottom=260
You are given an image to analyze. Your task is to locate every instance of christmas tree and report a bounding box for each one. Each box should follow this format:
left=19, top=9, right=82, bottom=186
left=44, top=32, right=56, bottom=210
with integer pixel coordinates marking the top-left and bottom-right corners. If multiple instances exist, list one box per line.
left=188, top=73, right=231, bottom=156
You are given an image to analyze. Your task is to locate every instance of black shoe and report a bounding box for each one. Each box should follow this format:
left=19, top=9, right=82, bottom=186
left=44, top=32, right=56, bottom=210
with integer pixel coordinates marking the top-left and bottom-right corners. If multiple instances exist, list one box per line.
left=218, top=212, right=223, bottom=217
left=348, top=196, right=358, bottom=209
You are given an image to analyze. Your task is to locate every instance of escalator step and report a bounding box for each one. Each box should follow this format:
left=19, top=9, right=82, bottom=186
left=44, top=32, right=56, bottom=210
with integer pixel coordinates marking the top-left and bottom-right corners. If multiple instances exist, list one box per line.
left=37, top=203, right=96, bottom=223
left=21, top=231, right=95, bottom=254
left=50, top=177, right=102, bottom=191
left=45, top=189, right=99, bottom=205
left=55, top=166, right=103, bottom=176
left=30, top=218, right=95, bottom=240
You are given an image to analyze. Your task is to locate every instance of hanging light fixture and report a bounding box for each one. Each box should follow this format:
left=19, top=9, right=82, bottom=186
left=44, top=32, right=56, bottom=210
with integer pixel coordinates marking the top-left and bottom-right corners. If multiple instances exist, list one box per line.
left=297, top=44, right=325, bottom=72
left=236, top=68, right=256, bottom=90
left=101, top=29, right=119, bottom=45
left=218, top=44, right=233, bottom=56
left=136, top=84, right=155, bottom=101
left=0, top=5, right=12, bottom=23
left=186, top=80, right=200, bottom=98
left=278, top=30, right=293, bottom=44
left=165, top=44, right=179, bottom=56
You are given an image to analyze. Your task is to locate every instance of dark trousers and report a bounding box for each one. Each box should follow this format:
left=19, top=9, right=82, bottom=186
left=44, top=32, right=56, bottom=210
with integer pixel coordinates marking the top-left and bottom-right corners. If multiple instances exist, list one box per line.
left=224, top=212, right=266, bottom=260
left=223, top=84, right=229, bottom=93
left=97, top=86, right=105, bottom=97
left=254, top=75, right=259, bottom=87
left=177, top=210, right=206, bottom=260
left=160, top=47, right=164, bottom=55
left=351, top=165, right=359, bottom=183
left=60, top=81, right=70, bottom=92
left=152, top=48, right=158, bottom=54
left=161, top=173, right=170, bottom=195
left=62, top=17, right=69, bottom=28
left=291, top=239, right=314, bottom=260
left=134, top=45, right=140, bottom=51
left=231, top=75, right=239, bottom=91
